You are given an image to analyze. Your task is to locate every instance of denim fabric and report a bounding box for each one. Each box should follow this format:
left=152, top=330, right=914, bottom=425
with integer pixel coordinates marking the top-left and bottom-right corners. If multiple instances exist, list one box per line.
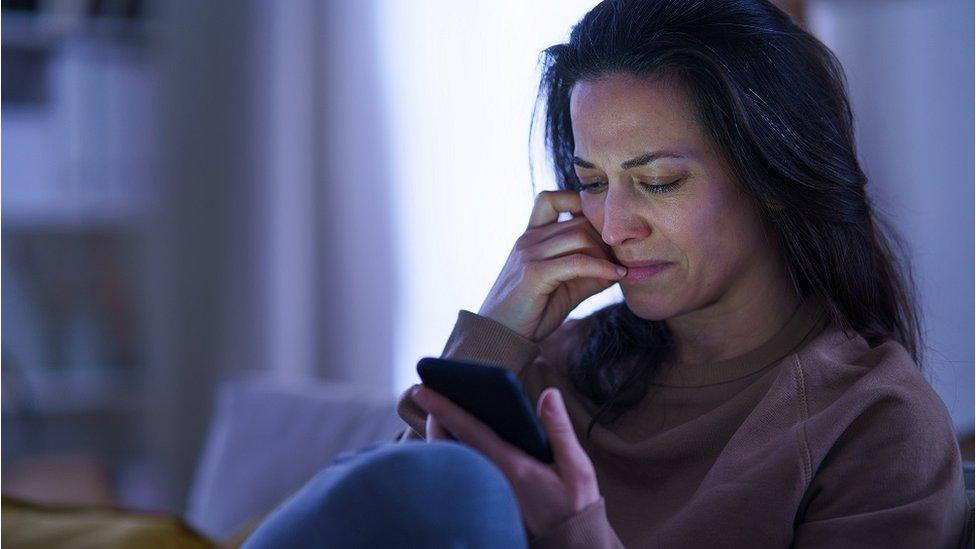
left=243, top=441, right=528, bottom=548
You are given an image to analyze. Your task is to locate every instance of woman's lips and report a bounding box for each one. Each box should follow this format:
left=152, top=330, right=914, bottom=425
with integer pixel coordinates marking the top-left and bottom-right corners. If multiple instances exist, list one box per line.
left=620, top=262, right=673, bottom=283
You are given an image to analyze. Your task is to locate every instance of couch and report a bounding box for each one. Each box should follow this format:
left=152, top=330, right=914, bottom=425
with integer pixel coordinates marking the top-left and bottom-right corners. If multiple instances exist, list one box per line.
left=184, top=375, right=975, bottom=547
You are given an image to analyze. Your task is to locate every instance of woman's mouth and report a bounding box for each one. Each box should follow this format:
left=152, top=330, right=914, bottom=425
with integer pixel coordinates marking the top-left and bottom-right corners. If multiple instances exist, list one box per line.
left=620, top=262, right=673, bottom=283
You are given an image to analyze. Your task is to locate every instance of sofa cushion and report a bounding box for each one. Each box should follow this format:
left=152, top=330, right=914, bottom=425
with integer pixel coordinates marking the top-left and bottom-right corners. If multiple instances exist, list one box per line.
left=185, top=376, right=404, bottom=542
left=3, top=496, right=214, bottom=549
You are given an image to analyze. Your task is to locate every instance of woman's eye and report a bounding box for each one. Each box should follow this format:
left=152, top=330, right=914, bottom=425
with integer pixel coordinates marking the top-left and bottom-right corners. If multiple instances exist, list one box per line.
left=577, top=179, right=684, bottom=195
left=578, top=181, right=607, bottom=194
left=639, top=178, right=684, bottom=194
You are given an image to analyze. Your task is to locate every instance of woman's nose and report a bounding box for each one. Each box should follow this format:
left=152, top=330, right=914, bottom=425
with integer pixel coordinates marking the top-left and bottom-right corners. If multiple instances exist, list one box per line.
left=600, top=190, right=651, bottom=246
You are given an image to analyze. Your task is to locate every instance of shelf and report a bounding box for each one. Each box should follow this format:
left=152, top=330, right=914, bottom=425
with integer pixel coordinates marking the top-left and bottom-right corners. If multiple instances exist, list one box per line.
left=4, top=367, right=145, bottom=416
left=2, top=10, right=155, bottom=51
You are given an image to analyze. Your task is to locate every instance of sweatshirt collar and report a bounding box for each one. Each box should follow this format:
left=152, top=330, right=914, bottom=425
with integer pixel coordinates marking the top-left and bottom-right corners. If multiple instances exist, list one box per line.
left=649, top=294, right=830, bottom=387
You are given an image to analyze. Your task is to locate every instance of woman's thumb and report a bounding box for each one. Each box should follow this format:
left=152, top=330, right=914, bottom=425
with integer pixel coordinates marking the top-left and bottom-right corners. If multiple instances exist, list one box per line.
left=538, top=388, right=590, bottom=470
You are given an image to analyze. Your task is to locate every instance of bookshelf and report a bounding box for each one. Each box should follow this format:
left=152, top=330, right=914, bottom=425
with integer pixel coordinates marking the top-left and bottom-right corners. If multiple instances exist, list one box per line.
left=2, top=0, right=159, bottom=507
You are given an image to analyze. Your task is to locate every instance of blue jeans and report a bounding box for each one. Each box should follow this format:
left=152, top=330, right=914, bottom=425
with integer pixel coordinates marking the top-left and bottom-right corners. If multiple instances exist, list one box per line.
left=243, top=441, right=529, bottom=548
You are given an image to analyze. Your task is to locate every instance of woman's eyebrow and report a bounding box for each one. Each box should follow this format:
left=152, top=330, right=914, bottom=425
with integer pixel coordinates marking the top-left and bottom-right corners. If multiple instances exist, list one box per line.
left=572, top=151, right=687, bottom=170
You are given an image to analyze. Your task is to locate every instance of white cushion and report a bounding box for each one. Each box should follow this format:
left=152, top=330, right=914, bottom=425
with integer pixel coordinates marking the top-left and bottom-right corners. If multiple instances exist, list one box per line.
left=185, top=375, right=404, bottom=541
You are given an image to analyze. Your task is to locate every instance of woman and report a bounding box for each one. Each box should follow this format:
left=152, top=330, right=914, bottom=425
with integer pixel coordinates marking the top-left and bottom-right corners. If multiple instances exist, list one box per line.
left=245, top=0, right=969, bottom=547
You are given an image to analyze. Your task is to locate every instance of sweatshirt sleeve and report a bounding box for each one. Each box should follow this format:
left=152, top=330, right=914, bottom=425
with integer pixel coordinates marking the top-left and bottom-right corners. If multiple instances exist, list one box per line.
left=395, top=310, right=542, bottom=440
left=792, top=386, right=969, bottom=548
left=528, top=497, right=625, bottom=549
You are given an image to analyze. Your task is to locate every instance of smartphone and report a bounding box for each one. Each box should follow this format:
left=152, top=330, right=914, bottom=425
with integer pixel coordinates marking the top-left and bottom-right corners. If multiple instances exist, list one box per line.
left=416, top=357, right=554, bottom=463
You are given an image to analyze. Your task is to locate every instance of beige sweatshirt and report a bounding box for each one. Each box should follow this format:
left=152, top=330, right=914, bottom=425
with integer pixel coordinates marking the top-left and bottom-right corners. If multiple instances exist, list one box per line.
left=395, top=296, right=970, bottom=548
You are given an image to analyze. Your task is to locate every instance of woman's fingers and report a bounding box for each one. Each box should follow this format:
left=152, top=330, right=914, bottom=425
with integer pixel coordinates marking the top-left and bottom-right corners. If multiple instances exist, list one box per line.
left=527, top=191, right=582, bottom=229
left=519, top=215, right=591, bottom=248
left=521, top=229, right=608, bottom=263
left=412, top=386, right=531, bottom=476
left=425, top=413, right=454, bottom=442
left=476, top=190, right=616, bottom=343
left=530, top=253, right=626, bottom=292
left=536, top=388, right=598, bottom=495
left=519, top=207, right=616, bottom=266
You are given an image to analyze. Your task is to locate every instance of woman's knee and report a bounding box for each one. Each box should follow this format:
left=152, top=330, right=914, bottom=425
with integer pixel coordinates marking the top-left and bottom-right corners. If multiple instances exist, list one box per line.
left=348, top=441, right=509, bottom=487
left=319, top=441, right=518, bottom=513
left=245, top=441, right=527, bottom=548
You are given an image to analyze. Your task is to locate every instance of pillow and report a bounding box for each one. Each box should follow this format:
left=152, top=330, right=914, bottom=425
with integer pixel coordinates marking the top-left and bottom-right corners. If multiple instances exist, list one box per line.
left=184, top=376, right=404, bottom=542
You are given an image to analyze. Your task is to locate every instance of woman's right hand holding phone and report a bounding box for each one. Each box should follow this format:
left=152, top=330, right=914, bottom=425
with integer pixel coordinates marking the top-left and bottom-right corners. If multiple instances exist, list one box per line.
left=478, top=190, right=627, bottom=343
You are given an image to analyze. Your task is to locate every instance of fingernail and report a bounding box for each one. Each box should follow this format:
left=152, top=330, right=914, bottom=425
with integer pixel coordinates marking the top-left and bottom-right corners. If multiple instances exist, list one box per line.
left=616, top=266, right=627, bottom=277
left=411, top=386, right=429, bottom=408
left=545, top=389, right=562, bottom=415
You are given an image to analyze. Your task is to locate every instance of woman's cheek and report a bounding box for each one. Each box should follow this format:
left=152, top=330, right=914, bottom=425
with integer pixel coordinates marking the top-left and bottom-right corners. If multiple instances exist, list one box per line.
left=580, top=195, right=603, bottom=232
left=684, top=205, right=737, bottom=282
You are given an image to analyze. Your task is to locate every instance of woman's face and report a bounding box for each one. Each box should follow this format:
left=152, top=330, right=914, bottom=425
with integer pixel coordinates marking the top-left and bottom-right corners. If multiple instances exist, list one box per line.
left=570, top=73, right=779, bottom=320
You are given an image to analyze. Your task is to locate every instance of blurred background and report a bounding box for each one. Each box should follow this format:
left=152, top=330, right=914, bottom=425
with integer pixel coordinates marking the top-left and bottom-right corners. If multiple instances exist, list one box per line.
left=2, top=0, right=973, bottom=524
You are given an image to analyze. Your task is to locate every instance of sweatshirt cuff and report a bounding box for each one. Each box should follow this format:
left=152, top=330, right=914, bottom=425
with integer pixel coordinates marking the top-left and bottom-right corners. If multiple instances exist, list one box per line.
left=394, top=384, right=427, bottom=440
left=440, top=310, right=541, bottom=373
left=529, top=497, right=623, bottom=549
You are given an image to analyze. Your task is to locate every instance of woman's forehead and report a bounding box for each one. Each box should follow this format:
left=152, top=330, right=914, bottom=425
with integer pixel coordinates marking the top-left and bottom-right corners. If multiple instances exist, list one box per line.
left=569, top=75, right=703, bottom=161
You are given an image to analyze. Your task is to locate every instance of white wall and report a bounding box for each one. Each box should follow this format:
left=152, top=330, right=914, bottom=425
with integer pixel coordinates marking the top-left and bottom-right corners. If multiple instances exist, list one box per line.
left=808, top=0, right=974, bottom=433
left=376, top=1, right=622, bottom=394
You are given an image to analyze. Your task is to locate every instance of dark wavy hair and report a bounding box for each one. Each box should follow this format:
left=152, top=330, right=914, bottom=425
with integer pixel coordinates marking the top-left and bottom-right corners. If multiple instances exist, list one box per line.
left=530, top=0, right=922, bottom=436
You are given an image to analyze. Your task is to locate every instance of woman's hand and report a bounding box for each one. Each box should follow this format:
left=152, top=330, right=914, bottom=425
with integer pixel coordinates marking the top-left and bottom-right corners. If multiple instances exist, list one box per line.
left=412, top=384, right=601, bottom=539
left=479, top=190, right=626, bottom=342
left=425, top=412, right=454, bottom=441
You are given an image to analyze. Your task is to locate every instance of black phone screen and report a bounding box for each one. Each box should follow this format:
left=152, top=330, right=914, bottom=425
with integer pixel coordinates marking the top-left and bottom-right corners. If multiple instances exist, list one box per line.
left=416, top=357, right=554, bottom=463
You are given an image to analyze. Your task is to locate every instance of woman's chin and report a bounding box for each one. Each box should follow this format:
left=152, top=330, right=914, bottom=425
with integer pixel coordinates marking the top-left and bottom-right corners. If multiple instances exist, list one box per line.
left=620, top=290, right=680, bottom=321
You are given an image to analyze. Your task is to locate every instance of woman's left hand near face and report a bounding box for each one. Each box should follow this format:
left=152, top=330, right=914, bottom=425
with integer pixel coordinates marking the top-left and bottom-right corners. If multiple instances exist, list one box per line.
left=411, top=385, right=601, bottom=538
